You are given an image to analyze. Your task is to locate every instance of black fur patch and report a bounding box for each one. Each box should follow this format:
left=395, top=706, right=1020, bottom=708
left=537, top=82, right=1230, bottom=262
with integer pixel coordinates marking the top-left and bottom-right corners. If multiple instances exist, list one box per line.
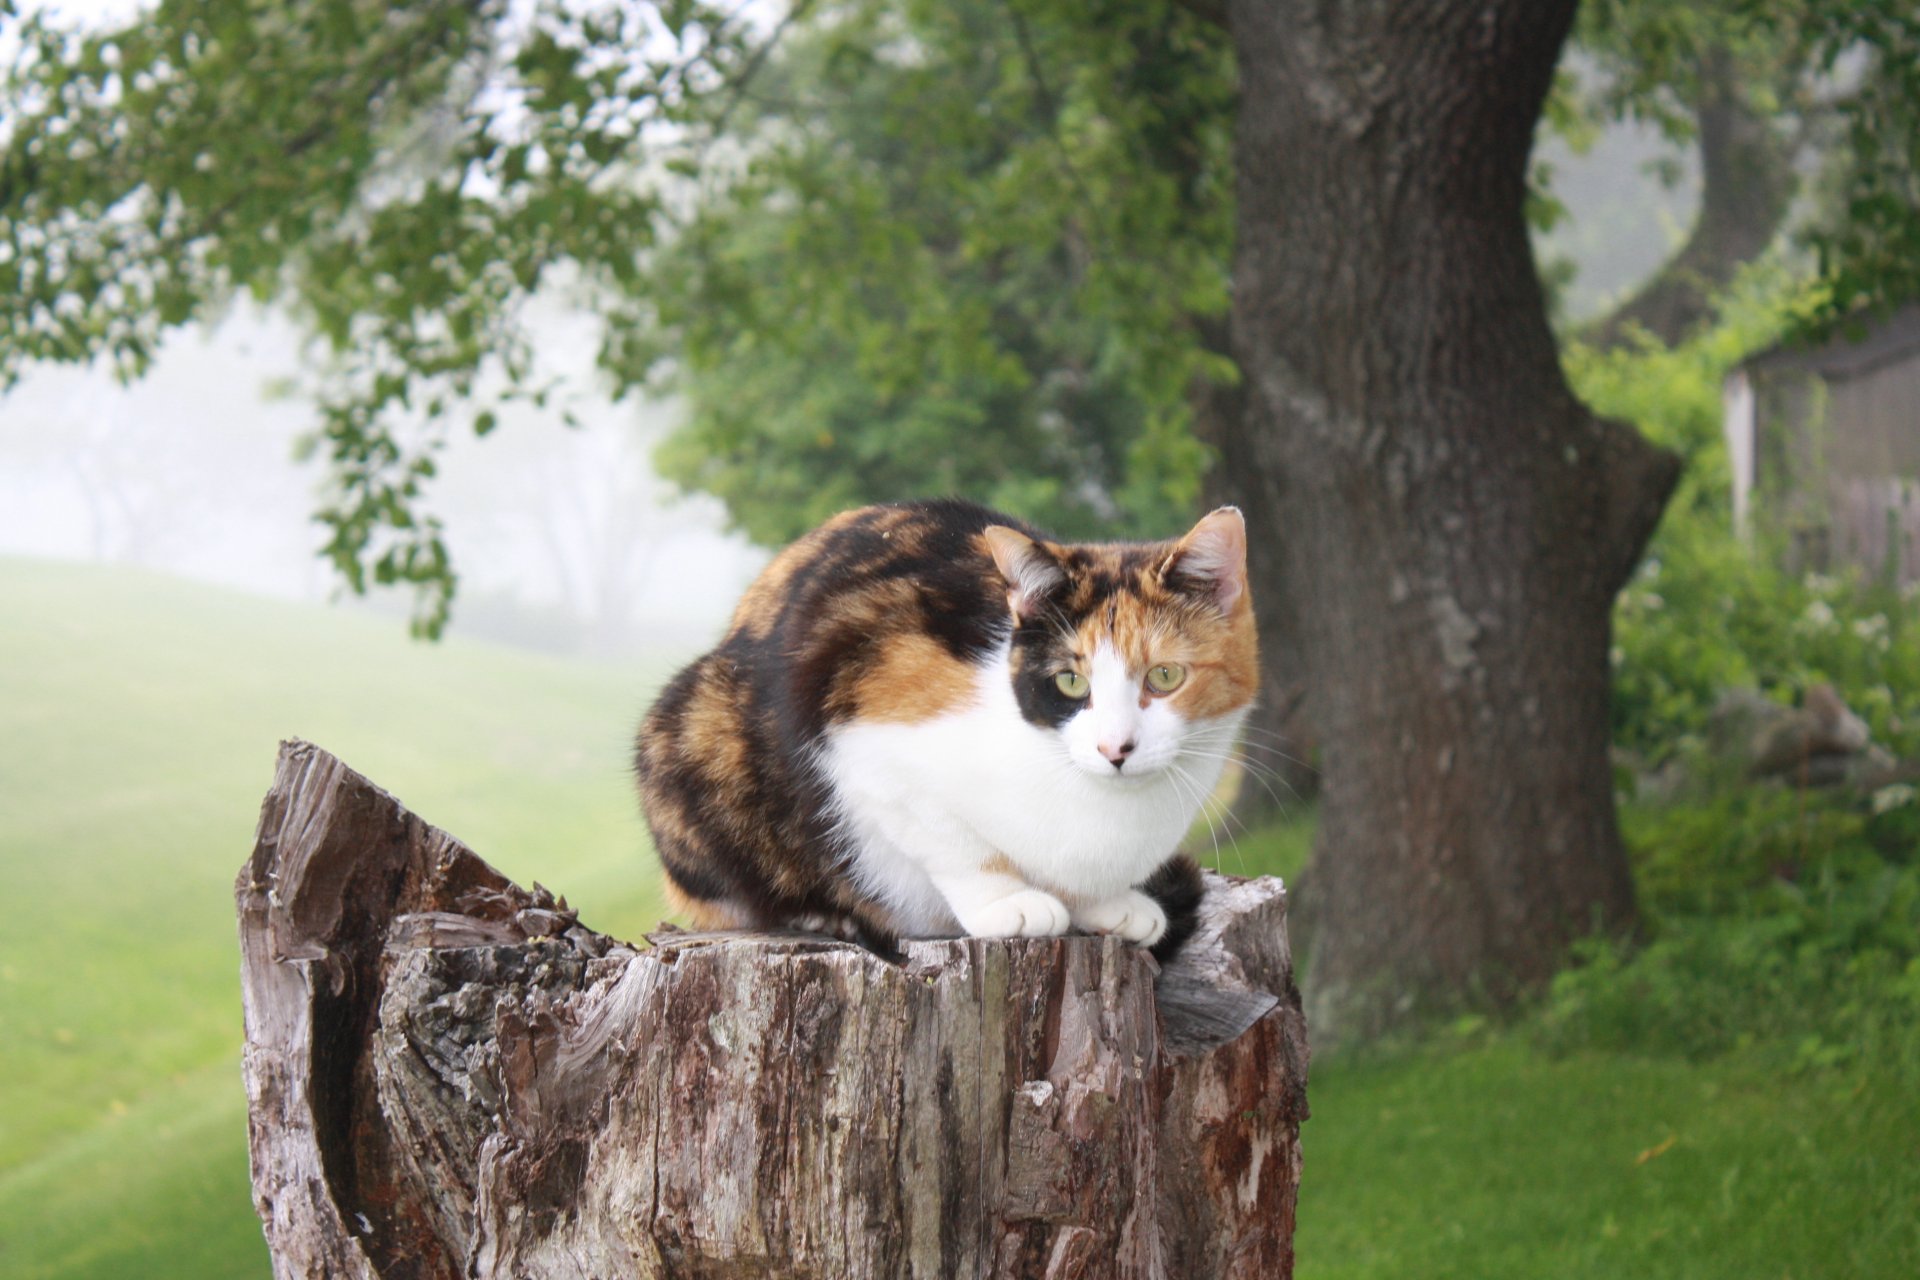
left=1139, top=855, right=1205, bottom=964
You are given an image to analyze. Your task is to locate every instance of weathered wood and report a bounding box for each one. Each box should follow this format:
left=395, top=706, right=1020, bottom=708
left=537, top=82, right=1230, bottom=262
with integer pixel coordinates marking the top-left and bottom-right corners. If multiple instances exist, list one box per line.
left=237, top=740, right=1308, bottom=1278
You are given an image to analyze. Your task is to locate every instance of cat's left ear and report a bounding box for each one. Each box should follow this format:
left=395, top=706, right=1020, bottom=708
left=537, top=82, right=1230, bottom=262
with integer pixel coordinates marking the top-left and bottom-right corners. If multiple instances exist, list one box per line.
left=983, top=526, right=1066, bottom=623
left=1163, top=506, right=1248, bottom=615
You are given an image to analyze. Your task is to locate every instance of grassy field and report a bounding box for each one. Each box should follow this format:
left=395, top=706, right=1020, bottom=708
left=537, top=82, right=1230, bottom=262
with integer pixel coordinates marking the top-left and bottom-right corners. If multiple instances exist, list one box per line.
left=1226, top=820, right=1920, bottom=1280
left=0, top=557, right=674, bottom=1279
left=0, top=557, right=1913, bottom=1277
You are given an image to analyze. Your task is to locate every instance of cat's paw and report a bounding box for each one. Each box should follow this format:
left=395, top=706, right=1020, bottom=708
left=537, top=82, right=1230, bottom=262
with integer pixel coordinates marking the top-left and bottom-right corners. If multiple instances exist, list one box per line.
left=959, top=888, right=1072, bottom=939
left=1072, top=890, right=1168, bottom=947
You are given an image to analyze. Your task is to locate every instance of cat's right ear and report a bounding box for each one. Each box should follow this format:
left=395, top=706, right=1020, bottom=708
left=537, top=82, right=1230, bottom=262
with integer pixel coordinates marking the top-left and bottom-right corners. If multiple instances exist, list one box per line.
left=982, top=526, right=1065, bottom=623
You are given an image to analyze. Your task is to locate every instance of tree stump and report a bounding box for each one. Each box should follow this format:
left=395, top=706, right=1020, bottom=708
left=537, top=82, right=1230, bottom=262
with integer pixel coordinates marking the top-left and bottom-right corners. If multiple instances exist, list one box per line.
left=236, top=740, right=1308, bottom=1279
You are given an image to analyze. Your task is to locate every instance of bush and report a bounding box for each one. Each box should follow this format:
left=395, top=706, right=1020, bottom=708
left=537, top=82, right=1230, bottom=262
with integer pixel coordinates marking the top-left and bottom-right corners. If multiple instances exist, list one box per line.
left=1536, top=787, right=1920, bottom=1078
left=1565, top=264, right=1920, bottom=761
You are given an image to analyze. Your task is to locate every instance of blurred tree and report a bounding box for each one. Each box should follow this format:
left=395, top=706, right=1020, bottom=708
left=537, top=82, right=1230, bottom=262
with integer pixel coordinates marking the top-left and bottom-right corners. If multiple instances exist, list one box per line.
left=1576, top=0, right=1920, bottom=346
left=2, top=0, right=1917, bottom=1037
left=635, top=0, right=1230, bottom=547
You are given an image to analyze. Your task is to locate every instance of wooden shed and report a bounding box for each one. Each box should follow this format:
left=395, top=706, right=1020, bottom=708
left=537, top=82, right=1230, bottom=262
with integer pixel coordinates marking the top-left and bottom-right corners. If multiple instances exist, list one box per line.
left=1723, top=305, right=1920, bottom=587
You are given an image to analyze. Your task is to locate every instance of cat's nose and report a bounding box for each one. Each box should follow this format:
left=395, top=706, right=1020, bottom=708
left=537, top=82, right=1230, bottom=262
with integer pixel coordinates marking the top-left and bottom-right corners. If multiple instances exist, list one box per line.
left=1099, top=739, right=1136, bottom=769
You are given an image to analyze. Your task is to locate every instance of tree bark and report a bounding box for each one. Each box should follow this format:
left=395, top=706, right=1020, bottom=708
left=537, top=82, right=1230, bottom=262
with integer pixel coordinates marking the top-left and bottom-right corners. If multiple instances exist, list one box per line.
left=1586, top=45, right=1798, bottom=350
left=1192, top=317, right=1320, bottom=822
left=1219, top=0, right=1681, bottom=1044
left=237, top=740, right=1308, bottom=1278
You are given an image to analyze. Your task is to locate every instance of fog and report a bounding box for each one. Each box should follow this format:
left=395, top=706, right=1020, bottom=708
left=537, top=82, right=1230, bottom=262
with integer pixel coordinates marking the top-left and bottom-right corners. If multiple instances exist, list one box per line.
left=0, top=110, right=1691, bottom=659
left=0, top=301, right=767, bottom=657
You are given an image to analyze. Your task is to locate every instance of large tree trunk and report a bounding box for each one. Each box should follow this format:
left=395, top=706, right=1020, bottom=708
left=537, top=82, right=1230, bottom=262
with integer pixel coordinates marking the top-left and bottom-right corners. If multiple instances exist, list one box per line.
left=1192, top=317, right=1320, bottom=823
left=1220, top=0, right=1681, bottom=1044
left=237, top=741, right=1308, bottom=1278
left=1586, top=45, right=1798, bottom=349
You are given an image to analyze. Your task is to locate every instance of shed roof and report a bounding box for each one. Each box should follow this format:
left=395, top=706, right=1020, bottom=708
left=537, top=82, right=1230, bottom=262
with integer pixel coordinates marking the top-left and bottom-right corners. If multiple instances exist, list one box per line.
left=1742, top=304, right=1920, bottom=382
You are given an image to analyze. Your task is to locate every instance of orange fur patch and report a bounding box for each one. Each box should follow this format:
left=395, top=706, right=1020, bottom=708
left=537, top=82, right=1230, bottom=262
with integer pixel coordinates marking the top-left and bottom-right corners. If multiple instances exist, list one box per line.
left=681, top=673, right=750, bottom=784
left=731, top=548, right=803, bottom=638
left=663, top=876, right=750, bottom=930
left=981, top=851, right=1022, bottom=880
left=854, top=631, right=981, bottom=723
left=1062, top=555, right=1258, bottom=722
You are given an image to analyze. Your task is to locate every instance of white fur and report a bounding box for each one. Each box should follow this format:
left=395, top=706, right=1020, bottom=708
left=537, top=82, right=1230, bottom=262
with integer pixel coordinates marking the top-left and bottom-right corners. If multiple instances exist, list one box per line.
left=819, top=639, right=1247, bottom=939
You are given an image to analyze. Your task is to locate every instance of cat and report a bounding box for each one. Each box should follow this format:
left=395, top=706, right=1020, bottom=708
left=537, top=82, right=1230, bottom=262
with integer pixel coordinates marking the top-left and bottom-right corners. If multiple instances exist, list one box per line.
left=633, top=498, right=1257, bottom=962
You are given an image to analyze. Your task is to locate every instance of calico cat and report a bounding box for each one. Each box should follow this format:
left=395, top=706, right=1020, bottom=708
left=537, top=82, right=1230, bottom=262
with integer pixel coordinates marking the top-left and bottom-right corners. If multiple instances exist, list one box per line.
left=633, top=498, right=1257, bottom=962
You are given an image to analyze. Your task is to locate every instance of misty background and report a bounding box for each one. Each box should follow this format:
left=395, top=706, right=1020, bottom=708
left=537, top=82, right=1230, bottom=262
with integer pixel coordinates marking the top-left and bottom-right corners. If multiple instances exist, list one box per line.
left=0, top=119, right=1694, bottom=656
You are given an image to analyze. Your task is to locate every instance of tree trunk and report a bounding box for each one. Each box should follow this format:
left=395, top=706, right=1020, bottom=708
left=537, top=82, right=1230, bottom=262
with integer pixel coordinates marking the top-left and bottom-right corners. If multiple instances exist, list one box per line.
left=1220, top=0, right=1681, bottom=1045
left=236, top=740, right=1308, bottom=1278
left=1192, top=317, right=1320, bottom=824
left=1586, top=45, right=1797, bottom=350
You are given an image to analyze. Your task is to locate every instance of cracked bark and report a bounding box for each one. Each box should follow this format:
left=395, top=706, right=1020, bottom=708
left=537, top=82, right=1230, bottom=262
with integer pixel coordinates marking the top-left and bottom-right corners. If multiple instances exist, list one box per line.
left=237, top=740, right=1308, bottom=1279
left=1222, top=0, right=1681, bottom=1043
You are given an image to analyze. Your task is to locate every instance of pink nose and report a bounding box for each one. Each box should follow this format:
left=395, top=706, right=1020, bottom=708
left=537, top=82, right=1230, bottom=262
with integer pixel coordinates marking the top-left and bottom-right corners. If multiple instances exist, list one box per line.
left=1098, top=739, right=1136, bottom=769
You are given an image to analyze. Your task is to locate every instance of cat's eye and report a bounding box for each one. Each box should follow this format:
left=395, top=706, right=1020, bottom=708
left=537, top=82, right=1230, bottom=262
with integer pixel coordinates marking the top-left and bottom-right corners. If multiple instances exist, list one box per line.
left=1054, top=670, right=1090, bottom=699
left=1146, top=663, right=1187, bottom=694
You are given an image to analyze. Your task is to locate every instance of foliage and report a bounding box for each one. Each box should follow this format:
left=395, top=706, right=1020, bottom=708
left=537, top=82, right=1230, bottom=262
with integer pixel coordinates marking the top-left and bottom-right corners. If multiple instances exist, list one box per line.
left=5, top=0, right=1920, bottom=627
left=1575, top=0, right=1817, bottom=141
left=1548, top=267, right=1920, bottom=1084
left=1797, top=3, right=1920, bottom=323
left=1572, top=0, right=1920, bottom=327
left=0, top=0, right=755, bottom=633
left=1565, top=265, right=1920, bottom=759
left=0, top=0, right=1231, bottom=629
left=637, top=0, right=1233, bottom=544
left=1537, top=787, right=1920, bottom=1082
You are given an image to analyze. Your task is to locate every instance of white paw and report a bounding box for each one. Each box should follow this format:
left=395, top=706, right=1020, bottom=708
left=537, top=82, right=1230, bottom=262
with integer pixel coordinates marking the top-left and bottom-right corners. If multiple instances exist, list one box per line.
left=960, top=888, right=1072, bottom=939
left=1072, top=890, right=1168, bottom=947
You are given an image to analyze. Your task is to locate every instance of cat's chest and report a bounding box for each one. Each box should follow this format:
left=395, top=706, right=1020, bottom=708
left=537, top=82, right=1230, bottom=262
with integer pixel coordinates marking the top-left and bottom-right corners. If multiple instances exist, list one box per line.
left=817, top=654, right=1199, bottom=882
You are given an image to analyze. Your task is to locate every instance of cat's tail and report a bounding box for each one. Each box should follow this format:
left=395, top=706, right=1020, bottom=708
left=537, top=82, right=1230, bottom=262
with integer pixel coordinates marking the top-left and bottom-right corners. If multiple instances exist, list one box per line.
left=1140, top=853, right=1206, bottom=964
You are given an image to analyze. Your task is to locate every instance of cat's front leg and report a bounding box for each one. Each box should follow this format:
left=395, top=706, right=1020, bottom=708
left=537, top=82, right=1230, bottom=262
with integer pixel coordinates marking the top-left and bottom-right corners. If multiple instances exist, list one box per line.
left=929, top=865, right=1070, bottom=940
left=1070, top=890, right=1168, bottom=947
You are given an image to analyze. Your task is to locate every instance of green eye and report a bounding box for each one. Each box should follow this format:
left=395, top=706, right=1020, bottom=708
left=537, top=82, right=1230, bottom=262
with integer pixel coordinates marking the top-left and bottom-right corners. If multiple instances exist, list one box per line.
left=1054, top=670, right=1090, bottom=699
left=1146, top=663, right=1186, bottom=694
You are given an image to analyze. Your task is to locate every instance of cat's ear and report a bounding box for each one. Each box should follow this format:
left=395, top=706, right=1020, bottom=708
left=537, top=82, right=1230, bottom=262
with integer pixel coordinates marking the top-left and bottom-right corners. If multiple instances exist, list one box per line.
left=982, top=526, right=1066, bottom=622
left=1163, top=506, right=1248, bottom=615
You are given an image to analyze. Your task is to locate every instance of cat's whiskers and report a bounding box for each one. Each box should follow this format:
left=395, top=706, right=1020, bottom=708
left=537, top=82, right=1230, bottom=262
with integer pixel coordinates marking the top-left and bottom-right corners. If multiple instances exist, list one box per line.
left=1173, top=766, right=1226, bottom=873
left=1214, top=727, right=1320, bottom=779
left=1175, top=740, right=1304, bottom=814
left=1159, top=762, right=1219, bottom=872
left=1155, top=763, right=1203, bottom=866
left=1170, top=761, right=1246, bottom=877
left=1181, top=722, right=1310, bottom=775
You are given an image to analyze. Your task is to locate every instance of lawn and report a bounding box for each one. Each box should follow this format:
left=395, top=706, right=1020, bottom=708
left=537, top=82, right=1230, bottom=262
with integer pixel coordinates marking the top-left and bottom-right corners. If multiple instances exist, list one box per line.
left=0, top=557, right=673, bottom=1280
left=1227, top=813, right=1920, bottom=1279
left=0, top=557, right=1913, bottom=1278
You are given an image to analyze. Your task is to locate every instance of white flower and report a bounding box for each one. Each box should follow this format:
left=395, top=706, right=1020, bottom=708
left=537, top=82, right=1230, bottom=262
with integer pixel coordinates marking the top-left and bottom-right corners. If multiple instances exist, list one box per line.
left=1872, top=783, right=1916, bottom=815
left=1848, top=614, right=1893, bottom=652
left=1797, top=600, right=1836, bottom=633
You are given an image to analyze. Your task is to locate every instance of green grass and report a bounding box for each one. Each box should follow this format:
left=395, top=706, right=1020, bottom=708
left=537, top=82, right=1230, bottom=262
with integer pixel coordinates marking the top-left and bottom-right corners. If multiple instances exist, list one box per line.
left=1216, top=802, right=1919, bottom=1278
left=1298, top=1037, right=1919, bottom=1279
left=0, top=557, right=676, bottom=1279
left=2, top=557, right=1914, bottom=1278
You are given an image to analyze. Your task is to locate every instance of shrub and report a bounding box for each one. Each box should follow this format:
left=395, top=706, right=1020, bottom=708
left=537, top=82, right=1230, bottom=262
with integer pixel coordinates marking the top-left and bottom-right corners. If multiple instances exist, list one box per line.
left=1565, top=264, right=1920, bottom=760
left=1536, top=787, right=1920, bottom=1078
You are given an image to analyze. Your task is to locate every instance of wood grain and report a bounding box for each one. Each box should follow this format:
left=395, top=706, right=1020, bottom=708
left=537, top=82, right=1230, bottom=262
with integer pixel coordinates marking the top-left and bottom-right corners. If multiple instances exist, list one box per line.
left=236, top=740, right=1307, bottom=1278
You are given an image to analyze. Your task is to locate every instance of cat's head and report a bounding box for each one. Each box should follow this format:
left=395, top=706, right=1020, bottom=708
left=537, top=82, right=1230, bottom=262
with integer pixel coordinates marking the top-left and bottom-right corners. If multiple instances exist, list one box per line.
left=982, top=508, right=1258, bottom=779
